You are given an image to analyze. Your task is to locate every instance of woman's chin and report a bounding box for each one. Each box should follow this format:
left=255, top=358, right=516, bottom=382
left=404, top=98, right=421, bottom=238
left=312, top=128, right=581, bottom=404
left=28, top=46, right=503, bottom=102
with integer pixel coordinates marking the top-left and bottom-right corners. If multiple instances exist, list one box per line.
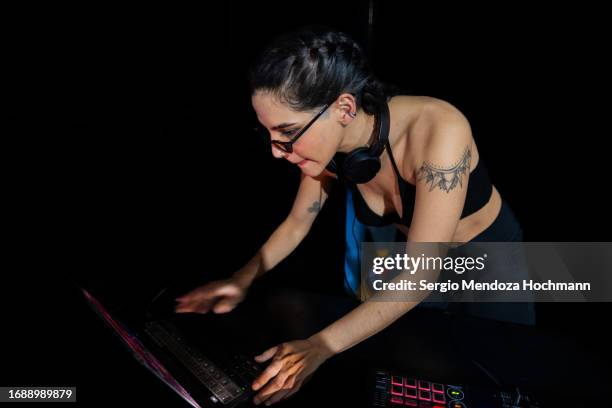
left=299, top=161, right=322, bottom=176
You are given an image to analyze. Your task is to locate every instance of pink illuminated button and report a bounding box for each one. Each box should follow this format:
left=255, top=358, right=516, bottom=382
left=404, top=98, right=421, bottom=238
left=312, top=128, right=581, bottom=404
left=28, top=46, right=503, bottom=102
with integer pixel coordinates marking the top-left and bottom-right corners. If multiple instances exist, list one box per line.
left=404, top=377, right=417, bottom=388
left=418, top=380, right=431, bottom=390
left=432, top=383, right=444, bottom=393
left=433, top=392, right=446, bottom=403
left=392, top=376, right=404, bottom=385
left=404, top=387, right=417, bottom=399
left=390, top=396, right=404, bottom=405
left=391, top=385, right=403, bottom=396
left=418, top=390, right=432, bottom=401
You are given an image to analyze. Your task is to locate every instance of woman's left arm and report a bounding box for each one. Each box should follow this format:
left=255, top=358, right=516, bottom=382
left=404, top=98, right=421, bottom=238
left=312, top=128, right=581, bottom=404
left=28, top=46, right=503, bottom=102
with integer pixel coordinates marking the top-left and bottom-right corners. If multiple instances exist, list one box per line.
left=251, top=113, right=474, bottom=406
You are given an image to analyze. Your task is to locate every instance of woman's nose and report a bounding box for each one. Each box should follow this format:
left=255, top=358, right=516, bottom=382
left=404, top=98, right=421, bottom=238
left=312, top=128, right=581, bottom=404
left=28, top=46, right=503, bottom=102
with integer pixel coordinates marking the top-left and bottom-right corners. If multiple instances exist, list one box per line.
left=271, top=145, right=286, bottom=159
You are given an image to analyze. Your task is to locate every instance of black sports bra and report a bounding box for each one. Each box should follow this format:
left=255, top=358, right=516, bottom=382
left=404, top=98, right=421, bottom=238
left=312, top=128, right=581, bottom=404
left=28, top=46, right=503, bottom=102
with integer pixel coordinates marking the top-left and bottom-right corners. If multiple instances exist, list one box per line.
left=347, top=140, right=493, bottom=227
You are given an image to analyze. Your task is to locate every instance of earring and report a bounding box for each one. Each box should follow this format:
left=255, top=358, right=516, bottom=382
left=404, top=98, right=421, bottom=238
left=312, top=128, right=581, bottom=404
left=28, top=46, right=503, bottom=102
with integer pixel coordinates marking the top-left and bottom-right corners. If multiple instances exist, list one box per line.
left=348, top=111, right=357, bottom=118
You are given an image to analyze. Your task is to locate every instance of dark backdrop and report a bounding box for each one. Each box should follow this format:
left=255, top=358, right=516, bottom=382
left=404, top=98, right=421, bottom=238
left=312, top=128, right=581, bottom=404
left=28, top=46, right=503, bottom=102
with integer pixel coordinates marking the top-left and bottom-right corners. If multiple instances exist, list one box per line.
left=3, top=2, right=610, bottom=406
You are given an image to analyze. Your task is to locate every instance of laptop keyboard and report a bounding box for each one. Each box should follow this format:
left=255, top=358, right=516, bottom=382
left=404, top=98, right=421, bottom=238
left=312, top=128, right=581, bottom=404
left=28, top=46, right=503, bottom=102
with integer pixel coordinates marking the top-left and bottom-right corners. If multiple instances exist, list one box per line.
left=144, top=320, right=263, bottom=405
left=224, top=353, right=262, bottom=386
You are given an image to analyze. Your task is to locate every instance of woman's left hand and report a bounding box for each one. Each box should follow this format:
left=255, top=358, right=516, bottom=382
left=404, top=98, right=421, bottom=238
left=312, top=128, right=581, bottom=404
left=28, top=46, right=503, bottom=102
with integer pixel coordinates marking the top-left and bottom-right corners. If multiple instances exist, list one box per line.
left=251, top=336, right=332, bottom=405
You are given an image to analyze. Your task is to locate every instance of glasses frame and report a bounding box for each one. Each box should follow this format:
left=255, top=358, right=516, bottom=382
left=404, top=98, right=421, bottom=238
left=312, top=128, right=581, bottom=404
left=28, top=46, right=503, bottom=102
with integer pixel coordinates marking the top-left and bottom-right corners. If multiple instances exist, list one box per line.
left=259, top=103, right=330, bottom=154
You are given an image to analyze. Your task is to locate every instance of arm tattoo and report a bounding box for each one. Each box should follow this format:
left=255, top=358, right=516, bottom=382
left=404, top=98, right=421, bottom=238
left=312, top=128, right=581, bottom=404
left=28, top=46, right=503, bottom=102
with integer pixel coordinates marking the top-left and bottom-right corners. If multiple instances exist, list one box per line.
left=307, top=184, right=324, bottom=214
left=416, top=147, right=472, bottom=193
left=307, top=201, right=321, bottom=213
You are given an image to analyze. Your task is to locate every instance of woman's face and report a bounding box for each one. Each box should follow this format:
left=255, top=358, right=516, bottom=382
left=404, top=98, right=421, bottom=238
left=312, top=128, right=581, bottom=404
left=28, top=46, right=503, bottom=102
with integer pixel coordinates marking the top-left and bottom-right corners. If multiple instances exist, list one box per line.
left=251, top=91, right=340, bottom=177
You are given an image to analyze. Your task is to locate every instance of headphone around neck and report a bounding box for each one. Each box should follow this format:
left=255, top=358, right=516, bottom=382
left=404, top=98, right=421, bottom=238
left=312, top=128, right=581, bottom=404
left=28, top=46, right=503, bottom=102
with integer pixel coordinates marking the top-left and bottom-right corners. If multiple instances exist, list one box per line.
left=326, top=99, right=390, bottom=184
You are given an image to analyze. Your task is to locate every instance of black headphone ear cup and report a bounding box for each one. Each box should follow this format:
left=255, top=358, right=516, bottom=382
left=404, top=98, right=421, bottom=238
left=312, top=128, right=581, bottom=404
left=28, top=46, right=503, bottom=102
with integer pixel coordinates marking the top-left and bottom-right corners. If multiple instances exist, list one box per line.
left=335, top=101, right=389, bottom=184
left=343, top=147, right=381, bottom=184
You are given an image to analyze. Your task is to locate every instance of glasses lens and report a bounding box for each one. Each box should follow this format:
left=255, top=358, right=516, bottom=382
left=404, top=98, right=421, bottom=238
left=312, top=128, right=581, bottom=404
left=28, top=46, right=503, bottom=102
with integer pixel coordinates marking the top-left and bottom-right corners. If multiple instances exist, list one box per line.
left=271, top=140, right=291, bottom=154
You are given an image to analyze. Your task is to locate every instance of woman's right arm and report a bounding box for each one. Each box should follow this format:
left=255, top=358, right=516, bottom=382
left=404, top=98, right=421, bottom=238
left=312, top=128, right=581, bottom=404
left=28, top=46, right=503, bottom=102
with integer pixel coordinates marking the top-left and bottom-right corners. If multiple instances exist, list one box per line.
left=233, top=171, right=335, bottom=287
left=175, top=171, right=336, bottom=314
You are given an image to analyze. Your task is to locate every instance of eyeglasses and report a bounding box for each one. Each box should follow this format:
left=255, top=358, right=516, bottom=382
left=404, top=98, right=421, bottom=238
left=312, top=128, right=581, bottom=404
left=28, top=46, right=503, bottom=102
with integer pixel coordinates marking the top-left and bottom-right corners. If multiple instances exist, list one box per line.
left=254, top=103, right=330, bottom=154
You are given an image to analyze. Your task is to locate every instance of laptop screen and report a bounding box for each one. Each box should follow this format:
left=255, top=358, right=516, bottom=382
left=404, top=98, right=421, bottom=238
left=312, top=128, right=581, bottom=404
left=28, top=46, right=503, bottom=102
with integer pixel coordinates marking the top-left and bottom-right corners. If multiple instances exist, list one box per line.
left=81, top=287, right=202, bottom=408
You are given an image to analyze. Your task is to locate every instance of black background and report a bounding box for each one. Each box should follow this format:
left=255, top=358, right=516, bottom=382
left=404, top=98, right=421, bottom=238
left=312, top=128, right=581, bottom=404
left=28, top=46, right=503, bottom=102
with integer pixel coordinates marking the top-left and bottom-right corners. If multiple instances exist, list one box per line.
left=3, top=1, right=611, bottom=406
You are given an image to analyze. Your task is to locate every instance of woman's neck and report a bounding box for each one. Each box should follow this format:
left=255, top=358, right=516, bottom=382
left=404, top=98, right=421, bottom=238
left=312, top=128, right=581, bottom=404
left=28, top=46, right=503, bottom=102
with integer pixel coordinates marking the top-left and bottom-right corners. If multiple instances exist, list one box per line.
left=337, top=110, right=377, bottom=153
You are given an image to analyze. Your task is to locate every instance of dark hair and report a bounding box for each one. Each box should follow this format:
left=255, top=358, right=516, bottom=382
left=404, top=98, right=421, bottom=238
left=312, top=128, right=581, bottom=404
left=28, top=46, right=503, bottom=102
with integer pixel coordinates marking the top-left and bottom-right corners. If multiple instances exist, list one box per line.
left=248, top=25, right=400, bottom=115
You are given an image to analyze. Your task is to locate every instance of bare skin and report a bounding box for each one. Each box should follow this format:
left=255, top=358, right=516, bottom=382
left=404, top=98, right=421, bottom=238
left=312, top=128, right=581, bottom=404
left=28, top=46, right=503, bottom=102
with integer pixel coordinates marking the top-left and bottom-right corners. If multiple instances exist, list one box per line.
left=175, top=92, right=505, bottom=405
left=341, top=95, right=503, bottom=242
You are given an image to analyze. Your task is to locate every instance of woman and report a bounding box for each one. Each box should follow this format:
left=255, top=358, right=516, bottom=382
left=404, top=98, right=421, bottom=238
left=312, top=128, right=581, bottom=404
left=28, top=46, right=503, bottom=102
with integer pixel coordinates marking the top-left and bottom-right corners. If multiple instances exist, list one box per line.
left=174, top=26, right=529, bottom=405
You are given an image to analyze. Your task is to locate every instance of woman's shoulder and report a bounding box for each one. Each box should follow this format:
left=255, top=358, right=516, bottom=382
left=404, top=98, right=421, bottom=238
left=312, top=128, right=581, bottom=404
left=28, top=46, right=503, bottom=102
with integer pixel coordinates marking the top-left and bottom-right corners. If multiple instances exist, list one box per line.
left=390, top=95, right=474, bottom=175
left=390, top=95, right=468, bottom=127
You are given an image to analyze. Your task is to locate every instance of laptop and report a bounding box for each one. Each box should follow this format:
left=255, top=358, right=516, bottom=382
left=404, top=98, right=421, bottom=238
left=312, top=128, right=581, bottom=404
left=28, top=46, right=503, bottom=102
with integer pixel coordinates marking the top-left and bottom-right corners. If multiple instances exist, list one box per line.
left=80, top=286, right=265, bottom=407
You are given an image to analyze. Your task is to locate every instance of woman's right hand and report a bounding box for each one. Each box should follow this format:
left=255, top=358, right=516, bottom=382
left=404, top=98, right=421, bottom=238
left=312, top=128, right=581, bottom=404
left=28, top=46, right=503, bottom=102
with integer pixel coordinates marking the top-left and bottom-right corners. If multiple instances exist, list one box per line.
left=174, top=277, right=249, bottom=314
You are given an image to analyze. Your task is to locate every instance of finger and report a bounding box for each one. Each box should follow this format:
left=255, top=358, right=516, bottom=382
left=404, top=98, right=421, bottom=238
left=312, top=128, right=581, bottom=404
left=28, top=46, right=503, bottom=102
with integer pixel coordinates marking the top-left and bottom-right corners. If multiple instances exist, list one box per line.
left=195, top=302, right=213, bottom=314
left=175, top=291, right=197, bottom=302
left=254, top=379, right=283, bottom=405
left=174, top=303, right=194, bottom=313
left=175, top=306, right=194, bottom=313
left=279, top=375, right=301, bottom=402
left=175, top=300, right=199, bottom=313
left=212, top=299, right=237, bottom=314
left=196, top=284, right=238, bottom=301
left=255, top=366, right=292, bottom=403
left=263, top=388, right=290, bottom=406
left=174, top=297, right=198, bottom=309
left=174, top=297, right=190, bottom=305
left=174, top=303, right=193, bottom=312
left=176, top=298, right=215, bottom=314
left=254, top=346, right=279, bottom=363
left=194, top=298, right=217, bottom=314
left=251, top=359, right=283, bottom=391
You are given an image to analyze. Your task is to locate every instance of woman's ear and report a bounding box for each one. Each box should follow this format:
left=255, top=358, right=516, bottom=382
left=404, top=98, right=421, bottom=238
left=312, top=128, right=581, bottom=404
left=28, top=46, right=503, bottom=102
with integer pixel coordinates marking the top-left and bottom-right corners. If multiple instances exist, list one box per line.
left=336, top=93, right=358, bottom=126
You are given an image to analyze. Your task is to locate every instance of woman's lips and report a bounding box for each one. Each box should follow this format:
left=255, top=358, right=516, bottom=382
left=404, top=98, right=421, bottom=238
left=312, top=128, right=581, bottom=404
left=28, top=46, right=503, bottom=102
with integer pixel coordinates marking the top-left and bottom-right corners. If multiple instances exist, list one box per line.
left=297, top=159, right=309, bottom=167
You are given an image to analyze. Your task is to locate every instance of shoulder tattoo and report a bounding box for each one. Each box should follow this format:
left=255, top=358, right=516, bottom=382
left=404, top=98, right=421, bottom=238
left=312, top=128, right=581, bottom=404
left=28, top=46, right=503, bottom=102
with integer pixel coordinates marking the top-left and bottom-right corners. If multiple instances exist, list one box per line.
left=416, top=147, right=472, bottom=193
